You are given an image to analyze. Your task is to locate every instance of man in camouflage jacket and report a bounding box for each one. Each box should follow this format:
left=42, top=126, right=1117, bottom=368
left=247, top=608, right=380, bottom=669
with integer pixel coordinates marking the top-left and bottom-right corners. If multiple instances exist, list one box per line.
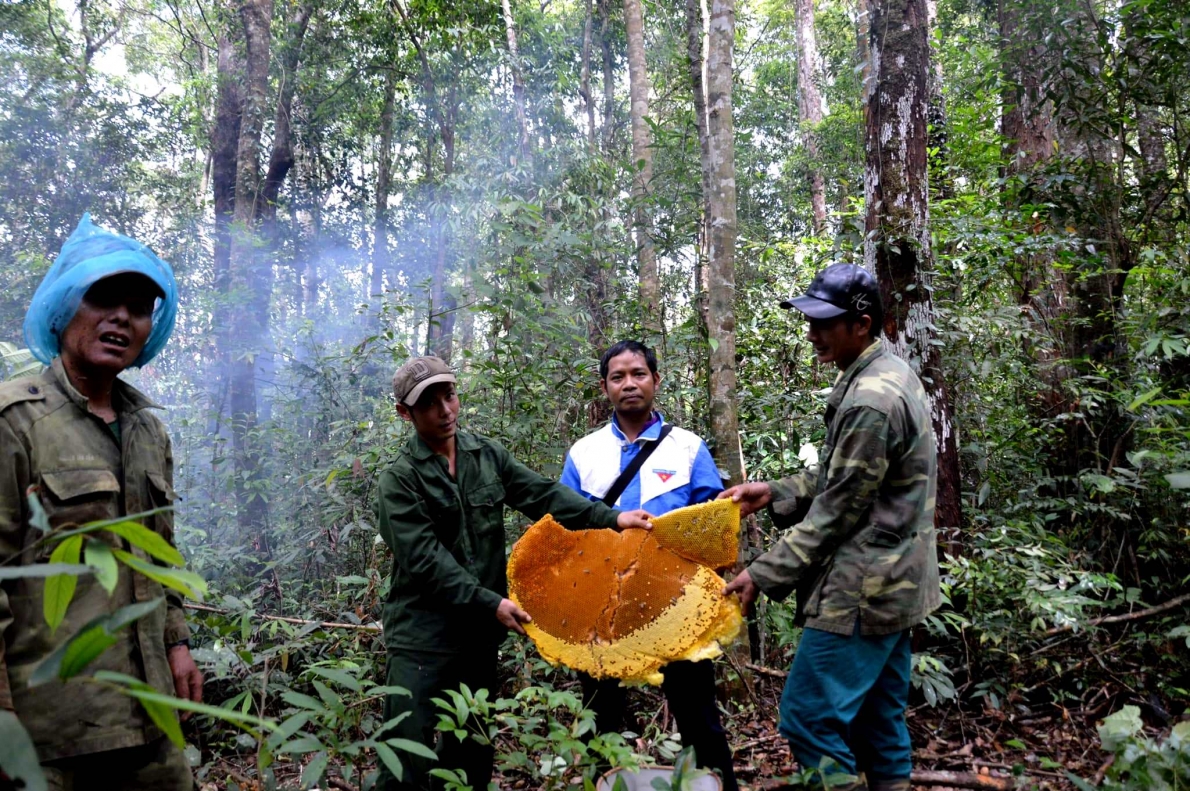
left=723, top=263, right=940, bottom=791
left=0, top=217, right=200, bottom=789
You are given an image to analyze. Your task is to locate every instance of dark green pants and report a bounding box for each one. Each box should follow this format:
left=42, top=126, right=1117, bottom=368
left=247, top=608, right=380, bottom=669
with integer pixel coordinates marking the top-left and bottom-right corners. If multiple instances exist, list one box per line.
left=377, top=646, right=499, bottom=791
left=41, top=737, right=193, bottom=791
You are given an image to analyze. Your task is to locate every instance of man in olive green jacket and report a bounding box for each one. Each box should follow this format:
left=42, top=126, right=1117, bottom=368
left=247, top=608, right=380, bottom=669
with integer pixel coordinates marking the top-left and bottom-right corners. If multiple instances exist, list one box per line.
left=376, top=355, right=652, bottom=791
left=0, top=216, right=201, bottom=789
left=723, top=264, right=940, bottom=791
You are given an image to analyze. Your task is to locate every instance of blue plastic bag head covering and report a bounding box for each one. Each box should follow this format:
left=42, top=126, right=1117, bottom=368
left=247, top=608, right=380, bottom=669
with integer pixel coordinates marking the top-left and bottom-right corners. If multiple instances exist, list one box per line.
left=23, top=213, right=178, bottom=367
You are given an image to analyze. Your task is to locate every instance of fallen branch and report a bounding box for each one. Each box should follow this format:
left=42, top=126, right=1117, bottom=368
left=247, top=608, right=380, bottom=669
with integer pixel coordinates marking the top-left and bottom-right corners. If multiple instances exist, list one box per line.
left=1044, top=591, right=1190, bottom=636
left=185, top=602, right=381, bottom=633
left=762, top=772, right=1013, bottom=791
left=744, top=662, right=789, bottom=679
left=910, top=770, right=1014, bottom=789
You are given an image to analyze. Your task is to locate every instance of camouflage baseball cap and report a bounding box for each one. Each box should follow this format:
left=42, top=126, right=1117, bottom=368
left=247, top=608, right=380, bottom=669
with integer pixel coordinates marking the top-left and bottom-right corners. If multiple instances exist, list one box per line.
left=781, top=263, right=881, bottom=319
left=393, top=355, right=457, bottom=406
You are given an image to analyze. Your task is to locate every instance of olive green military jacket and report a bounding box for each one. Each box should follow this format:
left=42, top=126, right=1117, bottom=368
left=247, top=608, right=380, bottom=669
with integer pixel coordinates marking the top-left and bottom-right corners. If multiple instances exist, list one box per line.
left=377, top=430, right=621, bottom=653
left=748, top=340, right=941, bottom=636
left=0, top=359, right=190, bottom=761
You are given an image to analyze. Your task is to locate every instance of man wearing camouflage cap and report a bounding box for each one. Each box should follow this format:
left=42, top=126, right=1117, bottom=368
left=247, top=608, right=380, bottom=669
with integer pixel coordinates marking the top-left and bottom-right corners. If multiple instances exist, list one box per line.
left=721, top=263, right=940, bottom=791
left=376, top=355, right=653, bottom=791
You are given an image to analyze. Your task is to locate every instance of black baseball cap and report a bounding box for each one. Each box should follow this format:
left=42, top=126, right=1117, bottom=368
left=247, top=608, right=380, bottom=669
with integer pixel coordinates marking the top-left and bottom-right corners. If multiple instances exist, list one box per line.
left=780, top=263, right=881, bottom=319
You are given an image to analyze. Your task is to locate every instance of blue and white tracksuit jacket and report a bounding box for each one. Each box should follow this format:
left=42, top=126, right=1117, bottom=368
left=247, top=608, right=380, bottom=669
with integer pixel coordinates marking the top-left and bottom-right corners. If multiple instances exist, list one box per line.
left=560, top=413, right=724, bottom=515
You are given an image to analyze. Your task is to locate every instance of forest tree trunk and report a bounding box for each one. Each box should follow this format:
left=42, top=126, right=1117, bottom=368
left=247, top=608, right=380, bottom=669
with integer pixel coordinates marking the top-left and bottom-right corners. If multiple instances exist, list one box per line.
left=501, top=0, right=531, bottom=163
left=372, top=69, right=397, bottom=309
left=224, top=0, right=275, bottom=547
left=864, top=0, right=963, bottom=544
left=622, top=0, right=660, bottom=337
left=795, top=0, right=827, bottom=233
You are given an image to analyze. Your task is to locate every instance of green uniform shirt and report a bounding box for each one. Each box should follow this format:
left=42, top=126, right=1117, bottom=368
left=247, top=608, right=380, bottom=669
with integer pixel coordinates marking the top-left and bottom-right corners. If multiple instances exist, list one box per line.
left=376, top=430, right=621, bottom=652
left=0, top=359, right=190, bottom=761
left=748, top=340, right=942, bottom=636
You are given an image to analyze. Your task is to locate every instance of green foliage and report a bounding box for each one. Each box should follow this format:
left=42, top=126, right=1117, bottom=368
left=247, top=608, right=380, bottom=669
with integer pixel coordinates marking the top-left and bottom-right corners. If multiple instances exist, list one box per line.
left=1069, top=708, right=1190, bottom=791
left=432, top=682, right=648, bottom=789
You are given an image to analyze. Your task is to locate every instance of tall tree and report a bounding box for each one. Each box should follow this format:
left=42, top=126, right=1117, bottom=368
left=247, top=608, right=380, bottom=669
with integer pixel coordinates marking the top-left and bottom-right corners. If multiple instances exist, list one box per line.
left=622, top=0, right=659, bottom=336
left=223, top=0, right=275, bottom=546
left=795, top=0, right=827, bottom=232
left=372, top=69, right=398, bottom=307
left=864, top=0, right=963, bottom=539
left=501, top=0, right=531, bottom=163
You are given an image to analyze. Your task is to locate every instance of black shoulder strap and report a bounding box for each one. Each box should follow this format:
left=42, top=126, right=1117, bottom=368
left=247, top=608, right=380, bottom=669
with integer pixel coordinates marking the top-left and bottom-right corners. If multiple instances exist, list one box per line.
left=601, top=424, right=674, bottom=506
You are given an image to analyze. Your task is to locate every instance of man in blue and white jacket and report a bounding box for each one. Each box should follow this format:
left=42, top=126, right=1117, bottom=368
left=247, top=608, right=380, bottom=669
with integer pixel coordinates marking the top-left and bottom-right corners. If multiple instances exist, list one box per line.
left=561, top=340, right=738, bottom=791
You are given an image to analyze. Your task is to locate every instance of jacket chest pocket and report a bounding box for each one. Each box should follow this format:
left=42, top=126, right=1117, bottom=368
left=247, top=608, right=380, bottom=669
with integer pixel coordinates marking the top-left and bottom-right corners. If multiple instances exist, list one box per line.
left=37, top=469, right=122, bottom=555
left=466, top=482, right=505, bottom=536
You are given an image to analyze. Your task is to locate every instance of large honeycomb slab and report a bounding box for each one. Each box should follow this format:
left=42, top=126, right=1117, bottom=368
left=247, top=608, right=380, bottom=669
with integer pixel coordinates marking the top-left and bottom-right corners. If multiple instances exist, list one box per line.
left=507, top=501, right=742, bottom=686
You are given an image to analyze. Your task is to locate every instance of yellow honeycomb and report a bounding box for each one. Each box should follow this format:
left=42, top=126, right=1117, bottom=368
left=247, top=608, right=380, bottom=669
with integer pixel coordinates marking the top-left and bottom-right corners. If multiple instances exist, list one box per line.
left=650, top=498, right=740, bottom=569
left=507, top=501, right=743, bottom=686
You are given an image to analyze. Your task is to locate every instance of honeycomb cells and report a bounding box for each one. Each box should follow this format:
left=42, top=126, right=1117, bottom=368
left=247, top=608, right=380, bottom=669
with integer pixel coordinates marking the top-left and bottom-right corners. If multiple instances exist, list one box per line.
left=507, top=500, right=743, bottom=686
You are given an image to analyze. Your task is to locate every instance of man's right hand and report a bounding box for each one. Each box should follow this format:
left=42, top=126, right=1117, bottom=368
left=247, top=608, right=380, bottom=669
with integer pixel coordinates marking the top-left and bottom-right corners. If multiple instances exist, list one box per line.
left=616, top=509, right=654, bottom=531
left=718, top=482, right=773, bottom=517
left=496, top=598, right=532, bottom=635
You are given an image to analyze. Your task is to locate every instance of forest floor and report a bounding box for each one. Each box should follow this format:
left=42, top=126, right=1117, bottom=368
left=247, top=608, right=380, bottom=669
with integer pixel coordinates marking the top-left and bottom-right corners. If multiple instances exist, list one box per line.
left=203, top=670, right=1109, bottom=791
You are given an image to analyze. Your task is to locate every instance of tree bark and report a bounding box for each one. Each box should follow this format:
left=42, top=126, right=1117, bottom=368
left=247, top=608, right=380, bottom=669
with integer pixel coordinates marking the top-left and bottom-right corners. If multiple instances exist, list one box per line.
left=598, top=0, right=616, bottom=151
left=501, top=0, right=531, bottom=163
left=226, top=0, right=274, bottom=544
left=372, top=69, right=397, bottom=307
left=795, top=0, right=827, bottom=233
left=622, top=0, right=660, bottom=337
left=684, top=0, right=712, bottom=341
left=997, top=0, right=1068, bottom=432
left=392, top=0, right=459, bottom=361
left=580, top=0, right=597, bottom=150
left=864, top=0, right=963, bottom=540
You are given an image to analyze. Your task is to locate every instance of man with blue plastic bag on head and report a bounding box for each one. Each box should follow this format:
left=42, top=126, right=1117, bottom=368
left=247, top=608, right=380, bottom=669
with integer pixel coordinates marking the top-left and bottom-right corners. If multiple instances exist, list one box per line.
left=721, top=263, right=940, bottom=791
left=0, top=215, right=201, bottom=790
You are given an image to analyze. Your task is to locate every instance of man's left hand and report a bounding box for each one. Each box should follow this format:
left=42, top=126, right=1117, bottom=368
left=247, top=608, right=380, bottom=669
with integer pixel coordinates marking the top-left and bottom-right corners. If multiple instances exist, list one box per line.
left=167, top=644, right=203, bottom=721
left=616, top=509, right=654, bottom=531
left=723, top=568, right=761, bottom=615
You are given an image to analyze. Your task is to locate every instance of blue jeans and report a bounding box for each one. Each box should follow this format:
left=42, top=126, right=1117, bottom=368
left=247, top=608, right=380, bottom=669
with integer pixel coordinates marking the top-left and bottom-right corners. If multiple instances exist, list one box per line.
left=778, top=624, right=912, bottom=785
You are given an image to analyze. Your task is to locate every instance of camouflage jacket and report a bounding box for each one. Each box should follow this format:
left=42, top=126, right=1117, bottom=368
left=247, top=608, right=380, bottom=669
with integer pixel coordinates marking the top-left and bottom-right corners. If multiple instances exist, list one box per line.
left=0, top=359, right=189, bottom=761
left=747, top=340, right=941, bottom=636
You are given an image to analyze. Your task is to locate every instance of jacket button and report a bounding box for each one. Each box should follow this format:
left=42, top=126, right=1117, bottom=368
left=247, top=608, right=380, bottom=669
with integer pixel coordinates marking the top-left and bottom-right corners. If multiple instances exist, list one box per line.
left=27, top=386, right=39, bottom=395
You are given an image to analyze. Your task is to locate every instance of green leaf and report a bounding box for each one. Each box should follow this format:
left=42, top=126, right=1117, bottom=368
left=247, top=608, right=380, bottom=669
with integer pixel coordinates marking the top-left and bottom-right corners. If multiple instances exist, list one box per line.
left=387, top=737, right=438, bottom=761
left=281, top=691, right=327, bottom=712
left=85, top=539, right=119, bottom=595
left=1165, top=472, right=1190, bottom=489
left=265, top=713, right=312, bottom=749
left=305, top=665, right=363, bottom=692
left=375, top=743, right=405, bottom=782
left=0, top=710, right=47, bottom=791
left=92, top=671, right=186, bottom=748
left=92, top=670, right=275, bottom=734
left=1097, top=705, right=1143, bottom=751
left=103, top=521, right=185, bottom=567
left=110, top=549, right=207, bottom=599
left=276, top=735, right=325, bottom=754
left=300, top=751, right=329, bottom=789
left=0, top=563, right=93, bottom=580
left=30, top=597, right=165, bottom=685
left=45, top=535, right=84, bottom=632
left=1127, top=386, right=1163, bottom=411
